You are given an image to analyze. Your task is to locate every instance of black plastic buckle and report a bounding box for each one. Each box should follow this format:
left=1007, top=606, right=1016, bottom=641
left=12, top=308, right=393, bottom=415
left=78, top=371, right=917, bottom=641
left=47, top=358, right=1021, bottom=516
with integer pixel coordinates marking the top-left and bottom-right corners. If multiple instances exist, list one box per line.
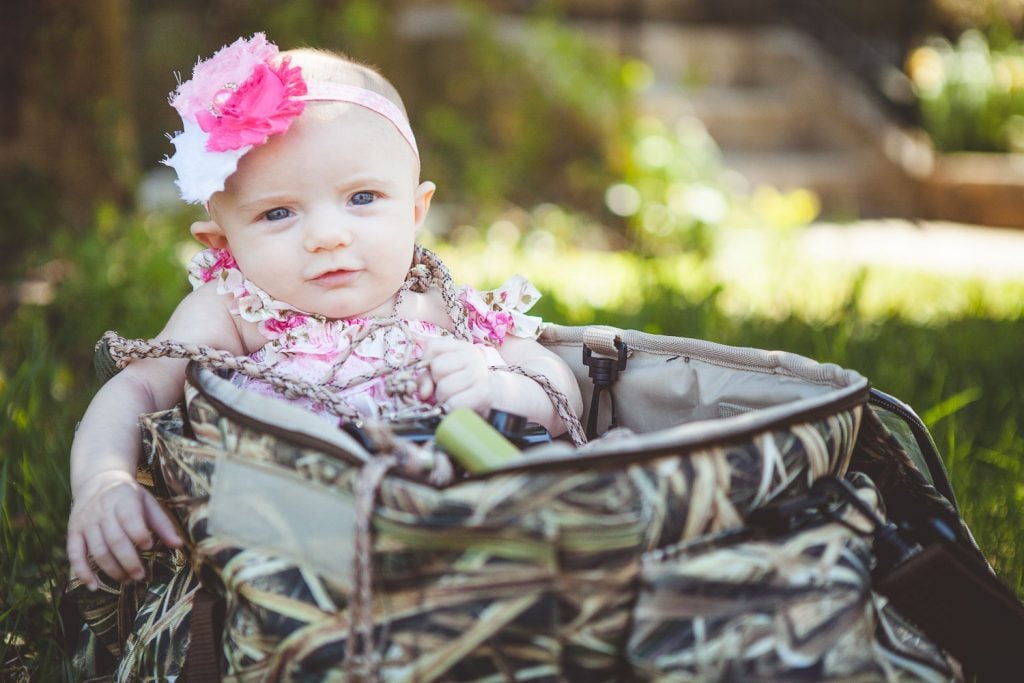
left=582, top=339, right=628, bottom=440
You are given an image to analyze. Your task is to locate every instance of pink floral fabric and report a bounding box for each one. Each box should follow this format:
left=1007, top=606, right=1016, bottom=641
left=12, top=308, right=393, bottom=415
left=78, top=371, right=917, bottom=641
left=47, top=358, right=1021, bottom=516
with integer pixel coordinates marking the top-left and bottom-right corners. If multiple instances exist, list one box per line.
left=170, top=34, right=280, bottom=121
left=194, top=59, right=307, bottom=152
left=187, top=248, right=543, bottom=419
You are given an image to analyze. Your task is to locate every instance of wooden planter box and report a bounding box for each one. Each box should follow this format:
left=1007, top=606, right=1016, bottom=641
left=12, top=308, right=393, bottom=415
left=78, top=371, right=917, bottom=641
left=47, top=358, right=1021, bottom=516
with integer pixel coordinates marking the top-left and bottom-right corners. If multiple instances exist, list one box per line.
left=920, top=153, right=1024, bottom=229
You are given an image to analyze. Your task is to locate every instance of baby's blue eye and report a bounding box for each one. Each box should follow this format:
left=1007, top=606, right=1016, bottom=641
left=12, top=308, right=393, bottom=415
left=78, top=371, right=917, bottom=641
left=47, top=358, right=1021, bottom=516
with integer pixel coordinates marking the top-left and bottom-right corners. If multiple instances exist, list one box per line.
left=351, top=191, right=376, bottom=206
left=264, top=207, right=291, bottom=221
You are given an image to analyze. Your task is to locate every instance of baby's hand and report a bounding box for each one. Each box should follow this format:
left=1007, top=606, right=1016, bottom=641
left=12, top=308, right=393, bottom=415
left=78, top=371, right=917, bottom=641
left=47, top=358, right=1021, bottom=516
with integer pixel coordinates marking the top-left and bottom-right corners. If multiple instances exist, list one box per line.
left=418, top=336, right=495, bottom=415
left=67, top=470, right=182, bottom=591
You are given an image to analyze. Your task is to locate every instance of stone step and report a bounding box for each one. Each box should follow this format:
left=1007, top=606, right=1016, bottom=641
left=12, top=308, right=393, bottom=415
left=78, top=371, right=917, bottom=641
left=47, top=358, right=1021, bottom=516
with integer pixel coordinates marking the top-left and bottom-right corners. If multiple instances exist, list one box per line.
left=579, top=22, right=807, bottom=89
left=643, top=79, right=884, bottom=157
left=723, top=149, right=875, bottom=215
left=398, top=8, right=920, bottom=219
left=641, top=84, right=823, bottom=152
left=602, top=21, right=920, bottom=217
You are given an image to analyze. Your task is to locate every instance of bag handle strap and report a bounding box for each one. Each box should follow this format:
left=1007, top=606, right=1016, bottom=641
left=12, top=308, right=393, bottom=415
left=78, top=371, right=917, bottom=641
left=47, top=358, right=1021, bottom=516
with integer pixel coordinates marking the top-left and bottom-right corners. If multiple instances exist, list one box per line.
left=183, top=583, right=224, bottom=682
left=496, top=365, right=587, bottom=446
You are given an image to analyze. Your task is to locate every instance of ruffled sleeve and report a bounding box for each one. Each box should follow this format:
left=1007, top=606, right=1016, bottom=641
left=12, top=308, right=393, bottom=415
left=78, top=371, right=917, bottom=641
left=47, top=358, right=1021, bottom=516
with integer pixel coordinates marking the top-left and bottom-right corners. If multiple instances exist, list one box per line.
left=186, top=247, right=294, bottom=323
left=187, top=247, right=237, bottom=289
left=460, top=275, right=544, bottom=346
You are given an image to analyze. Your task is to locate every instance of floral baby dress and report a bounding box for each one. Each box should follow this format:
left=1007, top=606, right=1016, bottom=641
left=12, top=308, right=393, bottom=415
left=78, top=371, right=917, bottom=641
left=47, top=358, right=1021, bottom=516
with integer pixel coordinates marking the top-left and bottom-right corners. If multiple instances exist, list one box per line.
left=187, top=247, right=544, bottom=419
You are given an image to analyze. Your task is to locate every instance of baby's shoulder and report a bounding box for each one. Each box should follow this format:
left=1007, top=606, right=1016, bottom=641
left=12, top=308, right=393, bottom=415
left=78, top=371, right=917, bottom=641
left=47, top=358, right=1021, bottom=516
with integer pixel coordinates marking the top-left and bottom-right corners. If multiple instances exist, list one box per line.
left=164, top=282, right=263, bottom=355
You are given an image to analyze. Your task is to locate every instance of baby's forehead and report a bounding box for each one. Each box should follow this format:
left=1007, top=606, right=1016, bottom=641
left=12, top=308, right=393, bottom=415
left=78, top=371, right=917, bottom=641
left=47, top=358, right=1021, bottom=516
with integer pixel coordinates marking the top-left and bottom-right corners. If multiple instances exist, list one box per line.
left=218, top=104, right=420, bottom=194
left=303, top=99, right=379, bottom=122
left=300, top=102, right=411, bottom=149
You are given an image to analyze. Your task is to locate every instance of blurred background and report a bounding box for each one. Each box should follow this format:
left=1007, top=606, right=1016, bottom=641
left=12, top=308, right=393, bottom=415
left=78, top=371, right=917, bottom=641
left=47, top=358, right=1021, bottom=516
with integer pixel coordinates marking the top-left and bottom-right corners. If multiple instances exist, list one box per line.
left=3, top=1, right=1023, bottom=676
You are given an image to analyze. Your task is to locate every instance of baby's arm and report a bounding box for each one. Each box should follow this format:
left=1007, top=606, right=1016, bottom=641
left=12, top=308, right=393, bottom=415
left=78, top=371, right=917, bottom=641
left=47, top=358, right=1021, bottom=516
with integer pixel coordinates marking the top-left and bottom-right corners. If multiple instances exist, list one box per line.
left=419, top=335, right=583, bottom=436
left=67, top=283, right=245, bottom=589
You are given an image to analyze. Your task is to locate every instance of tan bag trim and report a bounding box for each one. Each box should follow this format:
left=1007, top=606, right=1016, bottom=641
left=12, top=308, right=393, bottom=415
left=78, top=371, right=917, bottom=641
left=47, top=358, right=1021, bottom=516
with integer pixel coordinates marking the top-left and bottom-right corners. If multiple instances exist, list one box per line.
left=542, top=323, right=859, bottom=387
left=581, top=325, right=627, bottom=358
left=188, top=361, right=867, bottom=483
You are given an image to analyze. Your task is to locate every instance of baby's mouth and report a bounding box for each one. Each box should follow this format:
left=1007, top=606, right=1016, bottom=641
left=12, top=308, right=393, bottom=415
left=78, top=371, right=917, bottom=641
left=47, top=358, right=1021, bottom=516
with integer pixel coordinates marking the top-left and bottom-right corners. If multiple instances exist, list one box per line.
left=313, top=268, right=360, bottom=286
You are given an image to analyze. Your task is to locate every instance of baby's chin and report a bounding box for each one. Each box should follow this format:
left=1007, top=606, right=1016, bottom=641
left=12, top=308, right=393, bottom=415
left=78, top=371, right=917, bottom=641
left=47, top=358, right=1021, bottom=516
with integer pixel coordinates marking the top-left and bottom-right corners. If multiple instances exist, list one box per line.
left=307, top=296, right=402, bottom=322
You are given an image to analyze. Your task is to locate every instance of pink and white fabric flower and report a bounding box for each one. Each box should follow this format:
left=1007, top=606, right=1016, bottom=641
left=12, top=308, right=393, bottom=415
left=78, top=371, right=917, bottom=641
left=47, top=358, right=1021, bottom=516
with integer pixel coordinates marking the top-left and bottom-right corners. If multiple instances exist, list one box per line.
left=164, top=33, right=307, bottom=204
left=163, top=33, right=421, bottom=205
left=460, top=275, right=544, bottom=344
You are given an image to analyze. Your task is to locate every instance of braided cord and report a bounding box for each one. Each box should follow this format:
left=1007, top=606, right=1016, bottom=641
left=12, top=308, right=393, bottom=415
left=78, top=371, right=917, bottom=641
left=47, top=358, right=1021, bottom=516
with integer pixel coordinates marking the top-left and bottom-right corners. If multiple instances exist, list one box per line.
left=102, top=332, right=366, bottom=419
left=408, top=246, right=586, bottom=445
left=344, top=454, right=395, bottom=680
left=404, top=245, right=471, bottom=341
left=495, top=365, right=587, bottom=447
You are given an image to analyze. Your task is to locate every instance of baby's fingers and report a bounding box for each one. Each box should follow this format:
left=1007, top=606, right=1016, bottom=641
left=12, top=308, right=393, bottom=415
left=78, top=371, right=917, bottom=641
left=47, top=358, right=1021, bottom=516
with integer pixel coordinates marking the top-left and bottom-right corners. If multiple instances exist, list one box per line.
left=82, top=523, right=129, bottom=585
left=99, top=514, right=145, bottom=582
left=418, top=334, right=467, bottom=360
left=417, top=372, right=435, bottom=402
left=117, top=496, right=156, bottom=551
left=142, top=493, right=183, bottom=548
left=67, top=531, right=98, bottom=591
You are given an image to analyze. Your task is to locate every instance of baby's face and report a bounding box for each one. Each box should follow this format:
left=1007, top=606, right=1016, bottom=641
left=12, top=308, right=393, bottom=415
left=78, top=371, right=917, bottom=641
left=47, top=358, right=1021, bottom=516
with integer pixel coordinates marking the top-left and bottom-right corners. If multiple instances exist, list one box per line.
left=204, top=105, right=433, bottom=319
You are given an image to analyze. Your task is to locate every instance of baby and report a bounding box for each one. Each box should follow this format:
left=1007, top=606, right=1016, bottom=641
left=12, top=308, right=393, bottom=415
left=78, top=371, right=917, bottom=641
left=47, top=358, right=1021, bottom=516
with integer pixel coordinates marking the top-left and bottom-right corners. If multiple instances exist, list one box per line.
left=67, top=34, right=583, bottom=591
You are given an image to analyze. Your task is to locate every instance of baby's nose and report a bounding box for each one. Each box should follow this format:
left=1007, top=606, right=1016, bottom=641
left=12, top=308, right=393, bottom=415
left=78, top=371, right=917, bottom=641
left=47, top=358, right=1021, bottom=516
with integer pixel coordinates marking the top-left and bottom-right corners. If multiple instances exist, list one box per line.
left=304, top=209, right=353, bottom=251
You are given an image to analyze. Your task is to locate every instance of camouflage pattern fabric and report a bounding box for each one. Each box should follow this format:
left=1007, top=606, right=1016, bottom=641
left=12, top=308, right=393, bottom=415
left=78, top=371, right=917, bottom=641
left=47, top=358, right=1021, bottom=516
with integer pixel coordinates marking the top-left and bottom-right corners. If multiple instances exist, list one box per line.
left=627, top=472, right=953, bottom=681
left=65, top=355, right=960, bottom=681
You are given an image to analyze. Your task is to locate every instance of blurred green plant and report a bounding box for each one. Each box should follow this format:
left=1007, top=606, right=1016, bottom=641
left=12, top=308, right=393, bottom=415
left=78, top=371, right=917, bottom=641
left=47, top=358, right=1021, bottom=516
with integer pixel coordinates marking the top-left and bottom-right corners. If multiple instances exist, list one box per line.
left=609, top=114, right=730, bottom=256
left=908, top=28, right=1024, bottom=152
left=401, top=1, right=632, bottom=226
left=1, top=206, right=193, bottom=678
left=614, top=117, right=822, bottom=256
left=930, top=0, right=1024, bottom=35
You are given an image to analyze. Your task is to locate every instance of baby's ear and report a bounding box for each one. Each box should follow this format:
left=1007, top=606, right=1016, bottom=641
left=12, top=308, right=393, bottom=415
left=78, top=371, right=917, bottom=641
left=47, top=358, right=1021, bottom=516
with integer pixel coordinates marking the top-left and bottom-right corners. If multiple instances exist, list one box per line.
left=413, top=181, right=436, bottom=232
left=190, top=220, right=229, bottom=249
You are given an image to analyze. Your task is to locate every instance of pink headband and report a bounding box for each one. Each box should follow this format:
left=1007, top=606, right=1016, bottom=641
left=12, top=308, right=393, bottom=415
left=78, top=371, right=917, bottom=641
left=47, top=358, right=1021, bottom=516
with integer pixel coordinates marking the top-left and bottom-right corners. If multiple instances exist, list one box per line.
left=302, top=82, right=418, bottom=160
left=163, top=33, right=417, bottom=205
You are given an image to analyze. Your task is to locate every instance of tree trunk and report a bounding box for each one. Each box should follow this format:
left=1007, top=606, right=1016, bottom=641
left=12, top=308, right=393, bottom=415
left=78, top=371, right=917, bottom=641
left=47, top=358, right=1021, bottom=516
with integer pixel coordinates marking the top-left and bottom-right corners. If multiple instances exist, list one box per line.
left=2, top=0, right=138, bottom=232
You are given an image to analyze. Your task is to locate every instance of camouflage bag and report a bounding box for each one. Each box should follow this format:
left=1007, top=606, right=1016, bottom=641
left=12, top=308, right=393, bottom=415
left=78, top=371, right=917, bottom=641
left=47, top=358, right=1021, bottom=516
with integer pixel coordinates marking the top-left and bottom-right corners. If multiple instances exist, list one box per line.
left=66, top=324, right=988, bottom=681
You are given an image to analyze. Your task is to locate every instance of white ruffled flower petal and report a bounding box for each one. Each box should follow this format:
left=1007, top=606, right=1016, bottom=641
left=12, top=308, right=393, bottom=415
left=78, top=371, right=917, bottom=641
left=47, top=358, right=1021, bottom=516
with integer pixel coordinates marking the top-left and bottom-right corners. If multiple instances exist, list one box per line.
left=163, top=120, right=251, bottom=204
left=495, top=274, right=542, bottom=313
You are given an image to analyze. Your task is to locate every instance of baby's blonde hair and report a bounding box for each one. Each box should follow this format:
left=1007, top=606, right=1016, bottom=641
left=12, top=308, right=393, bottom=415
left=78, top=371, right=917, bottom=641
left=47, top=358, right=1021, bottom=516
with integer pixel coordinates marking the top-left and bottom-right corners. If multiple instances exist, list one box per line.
left=279, top=48, right=409, bottom=119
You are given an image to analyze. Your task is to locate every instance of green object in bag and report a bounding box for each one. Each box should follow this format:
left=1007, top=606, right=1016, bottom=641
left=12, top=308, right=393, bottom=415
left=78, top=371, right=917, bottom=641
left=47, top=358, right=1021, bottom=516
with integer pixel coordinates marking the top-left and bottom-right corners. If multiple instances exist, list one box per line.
left=435, top=408, right=521, bottom=473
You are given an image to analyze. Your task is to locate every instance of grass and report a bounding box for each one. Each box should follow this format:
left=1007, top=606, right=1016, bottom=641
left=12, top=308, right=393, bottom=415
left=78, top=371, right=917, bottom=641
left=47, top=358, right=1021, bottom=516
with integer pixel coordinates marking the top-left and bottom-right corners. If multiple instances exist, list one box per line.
left=2, top=210, right=1022, bottom=678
